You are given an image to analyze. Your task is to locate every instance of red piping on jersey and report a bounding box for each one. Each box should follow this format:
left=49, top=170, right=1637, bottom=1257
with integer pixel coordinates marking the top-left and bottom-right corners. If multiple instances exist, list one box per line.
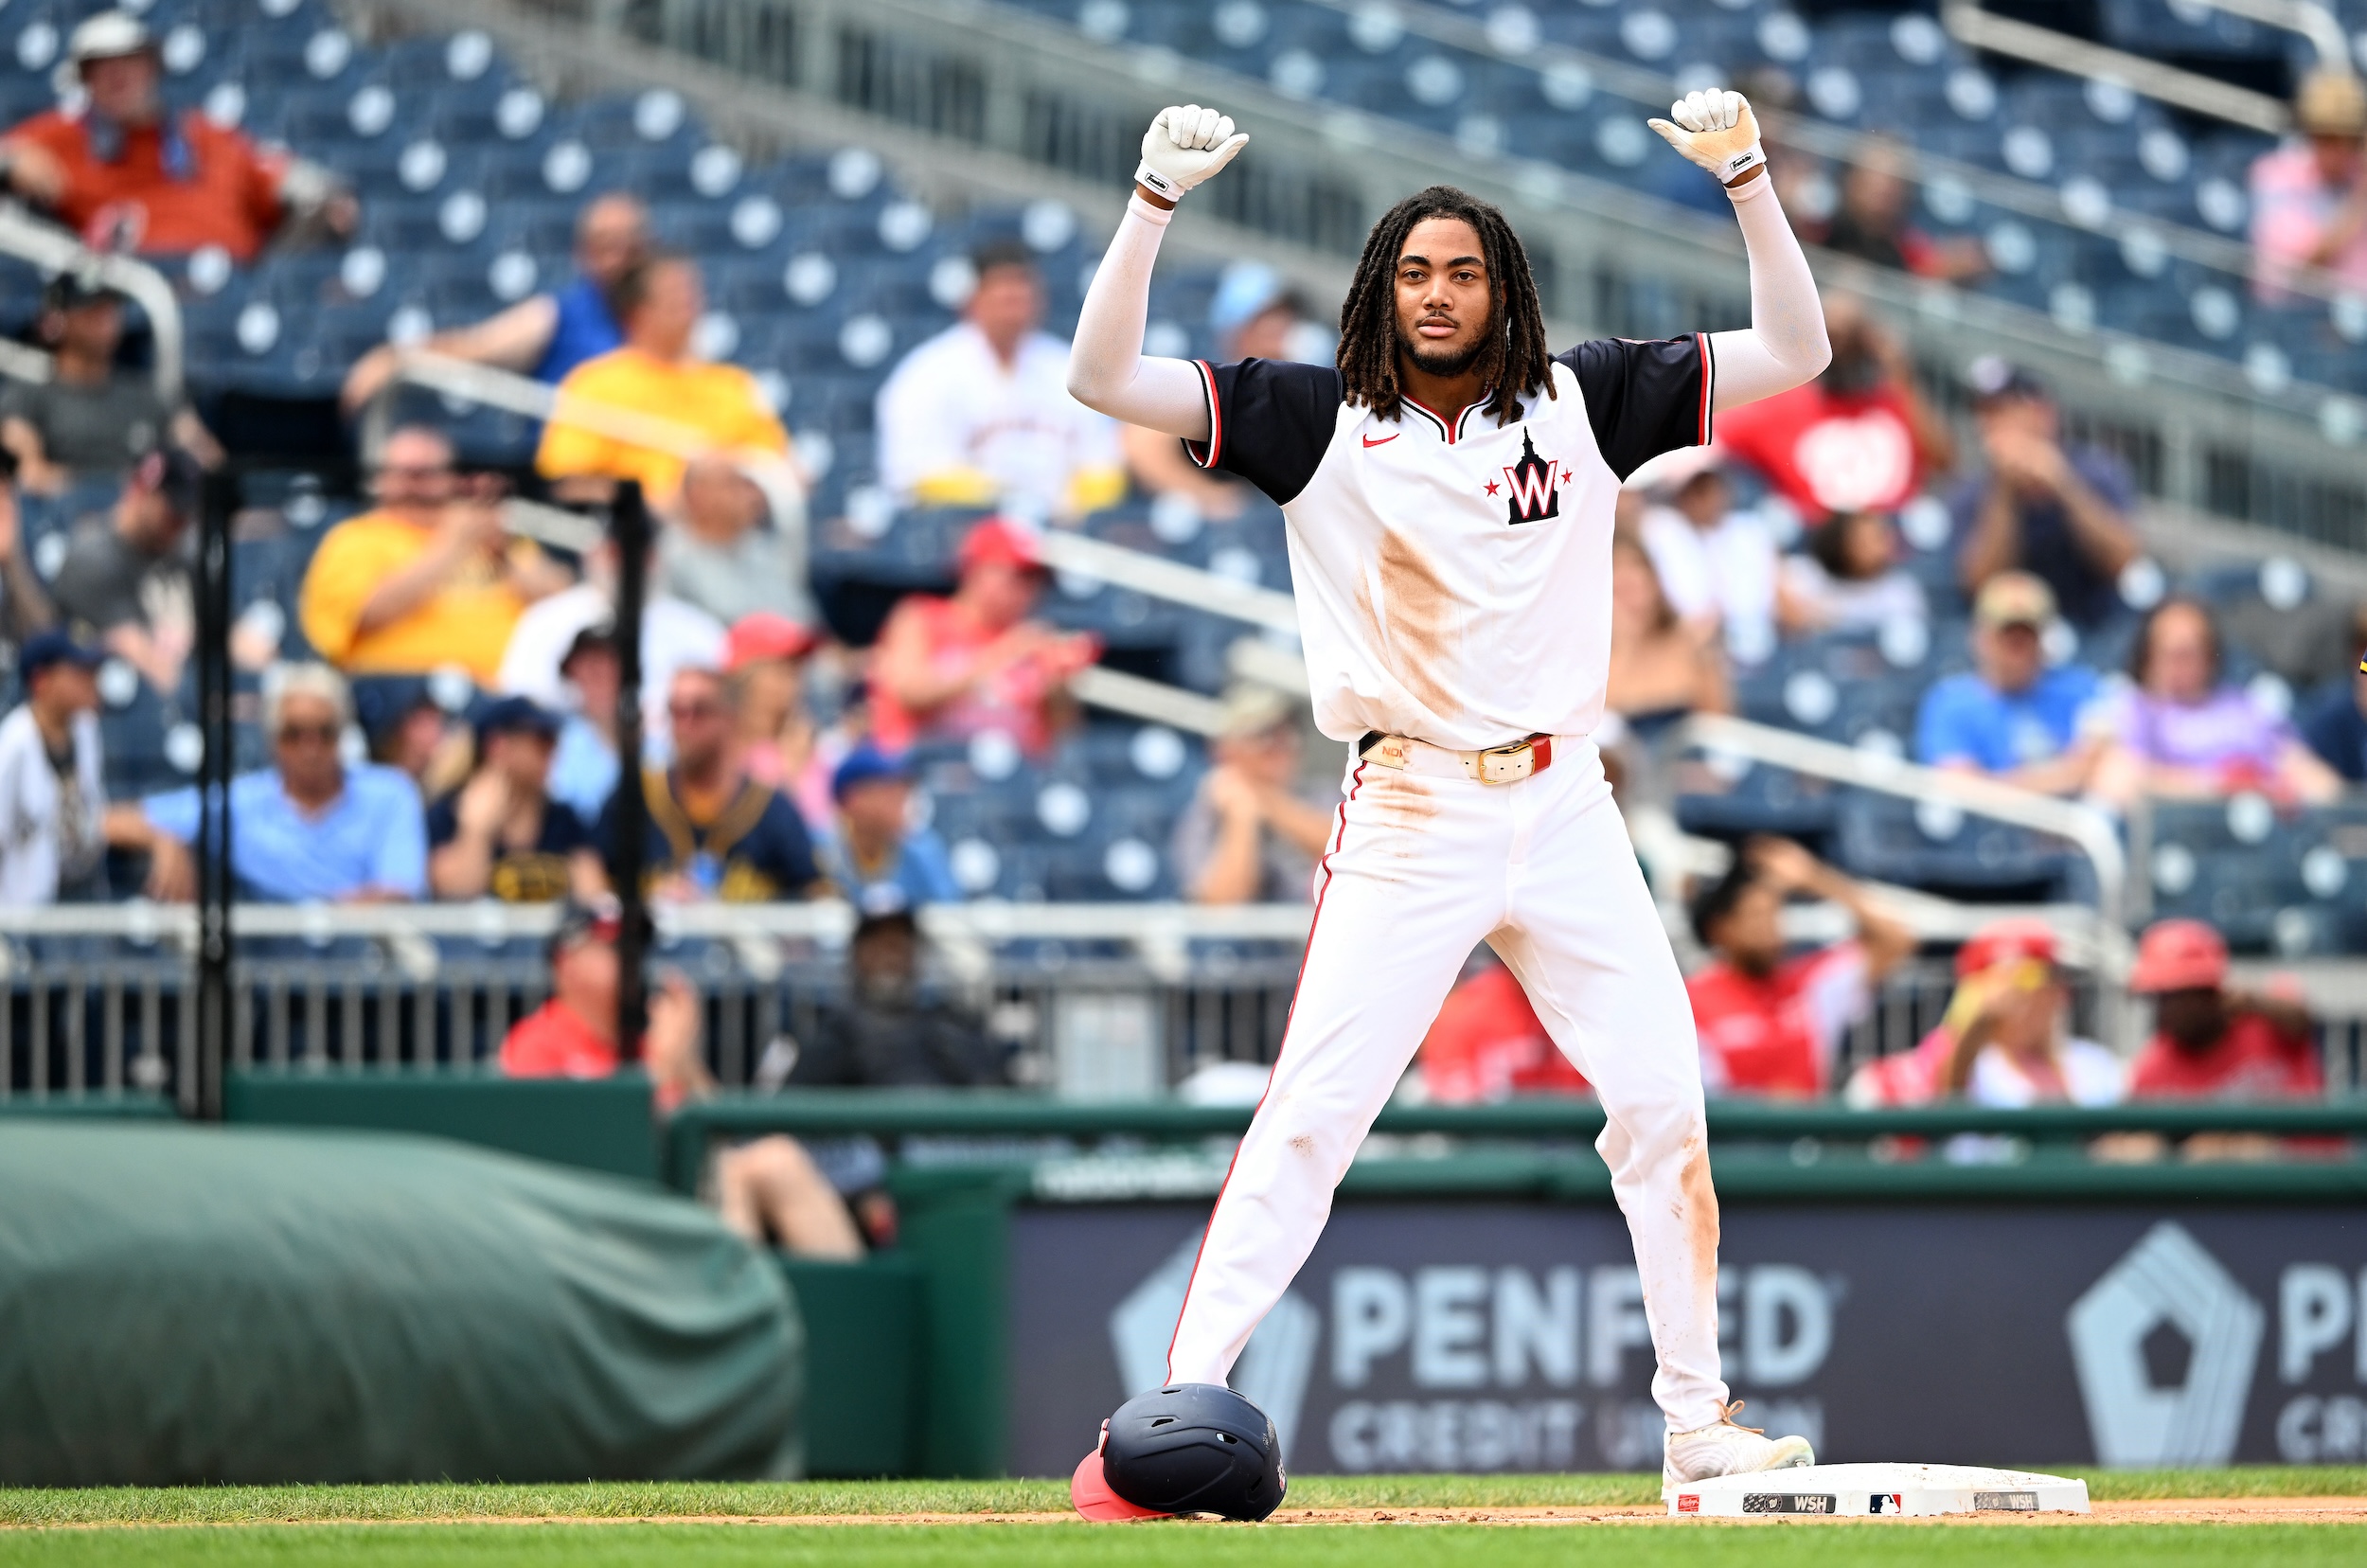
left=1695, top=331, right=1714, bottom=446
left=1184, top=358, right=1222, bottom=470
left=1399, top=394, right=1460, bottom=445
left=1165, top=759, right=1367, bottom=1382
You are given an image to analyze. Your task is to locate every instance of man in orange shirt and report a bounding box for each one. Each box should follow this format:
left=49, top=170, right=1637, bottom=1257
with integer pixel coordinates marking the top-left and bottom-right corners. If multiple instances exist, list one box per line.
left=298, top=427, right=565, bottom=686
left=537, top=251, right=792, bottom=514
left=0, top=12, right=354, bottom=261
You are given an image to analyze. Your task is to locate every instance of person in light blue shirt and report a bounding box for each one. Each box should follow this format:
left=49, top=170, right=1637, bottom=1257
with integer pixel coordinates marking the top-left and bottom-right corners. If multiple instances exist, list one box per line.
left=104, top=663, right=427, bottom=902
left=1914, top=571, right=2107, bottom=796
left=815, top=744, right=961, bottom=910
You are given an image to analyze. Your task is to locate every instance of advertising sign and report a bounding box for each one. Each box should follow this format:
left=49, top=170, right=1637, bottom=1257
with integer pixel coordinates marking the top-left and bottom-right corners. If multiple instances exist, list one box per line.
left=1004, top=1203, right=2367, bottom=1475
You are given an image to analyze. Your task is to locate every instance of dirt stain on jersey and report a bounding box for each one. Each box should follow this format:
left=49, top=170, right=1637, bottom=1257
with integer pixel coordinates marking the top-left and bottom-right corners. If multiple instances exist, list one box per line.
left=1361, top=768, right=1439, bottom=847
left=1355, top=529, right=1459, bottom=717
left=1290, top=1134, right=1316, bottom=1157
left=1677, top=1135, right=1719, bottom=1296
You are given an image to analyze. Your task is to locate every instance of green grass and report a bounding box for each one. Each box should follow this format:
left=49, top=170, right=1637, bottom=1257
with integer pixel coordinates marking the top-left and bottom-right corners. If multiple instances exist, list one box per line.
left=0, top=1470, right=2361, bottom=1526
left=1, top=1523, right=2365, bottom=1568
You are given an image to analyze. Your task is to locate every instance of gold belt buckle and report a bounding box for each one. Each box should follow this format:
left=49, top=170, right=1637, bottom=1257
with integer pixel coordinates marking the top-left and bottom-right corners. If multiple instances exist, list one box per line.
left=1472, top=739, right=1537, bottom=786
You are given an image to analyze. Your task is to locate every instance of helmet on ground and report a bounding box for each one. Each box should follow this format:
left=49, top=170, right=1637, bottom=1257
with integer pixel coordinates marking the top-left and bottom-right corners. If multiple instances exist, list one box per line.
left=1097, top=1383, right=1286, bottom=1522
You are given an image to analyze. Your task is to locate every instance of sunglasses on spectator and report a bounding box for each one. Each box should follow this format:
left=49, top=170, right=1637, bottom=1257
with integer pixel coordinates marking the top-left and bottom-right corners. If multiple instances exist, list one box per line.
left=668, top=701, right=723, bottom=721
left=376, top=465, right=454, bottom=481
left=276, top=722, right=341, bottom=744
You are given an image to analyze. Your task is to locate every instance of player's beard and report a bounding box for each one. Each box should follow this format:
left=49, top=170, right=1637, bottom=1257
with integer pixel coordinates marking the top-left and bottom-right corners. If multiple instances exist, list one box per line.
left=1396, top=323, right=1488, bottom=381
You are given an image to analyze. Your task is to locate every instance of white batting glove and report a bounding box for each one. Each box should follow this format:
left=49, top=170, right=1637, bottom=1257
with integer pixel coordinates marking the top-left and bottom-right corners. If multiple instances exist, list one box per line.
left=1647, top=90, right=1766, bottom=186
left=1134, top=105, right=1249, bottom=203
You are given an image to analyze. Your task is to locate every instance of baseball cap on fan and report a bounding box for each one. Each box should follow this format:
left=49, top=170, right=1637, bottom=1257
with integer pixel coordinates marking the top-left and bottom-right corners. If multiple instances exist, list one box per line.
left=723, top=612, right=818, bottom=672
left=1965, top=355, right=2048, bottom=409
left=1954, top=916, right=2057, bottom=980
left=1973, top=570, right=2056, bottom=631
left=2127, top=918, right=2230, bottom=994
left=958, top=516, right=1045, bottom=576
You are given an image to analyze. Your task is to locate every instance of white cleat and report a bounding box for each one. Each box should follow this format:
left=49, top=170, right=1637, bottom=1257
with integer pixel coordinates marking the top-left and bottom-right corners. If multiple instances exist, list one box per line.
left=1663, top=1401, right=1816, bottom=1496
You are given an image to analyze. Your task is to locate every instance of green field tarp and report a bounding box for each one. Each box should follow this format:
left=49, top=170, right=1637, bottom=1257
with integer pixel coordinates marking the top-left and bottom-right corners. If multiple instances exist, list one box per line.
left=0, top=1122, right=803, bottom=1485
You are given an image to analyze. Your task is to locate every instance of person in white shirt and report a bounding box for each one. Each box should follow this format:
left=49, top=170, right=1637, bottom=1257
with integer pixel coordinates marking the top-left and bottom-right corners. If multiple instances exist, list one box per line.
left=496, top=541, right=725, bottom=760
left=875, top=240, right=1124, bottom=520
left=0, top=633, right=106, bottom=905
left=1777, top=507, right=1928, bottom=634
left=1632, top=449, right=1779, bottom=660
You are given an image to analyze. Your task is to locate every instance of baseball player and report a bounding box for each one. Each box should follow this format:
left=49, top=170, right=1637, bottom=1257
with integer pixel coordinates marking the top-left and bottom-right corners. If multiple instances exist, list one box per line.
left=1067, top=95, right=1831, bottom=1489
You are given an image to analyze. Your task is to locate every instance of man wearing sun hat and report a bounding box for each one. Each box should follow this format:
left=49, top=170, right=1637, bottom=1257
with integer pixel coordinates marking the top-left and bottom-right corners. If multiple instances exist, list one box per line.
left=2127, top=918, right=2322, bottom=1100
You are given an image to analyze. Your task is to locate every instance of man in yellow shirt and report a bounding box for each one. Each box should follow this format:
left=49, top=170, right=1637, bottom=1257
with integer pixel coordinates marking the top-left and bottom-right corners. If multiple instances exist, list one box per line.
left=298, top=427, right=561, bottom=686
left=536, top=252, right=791, bottom=511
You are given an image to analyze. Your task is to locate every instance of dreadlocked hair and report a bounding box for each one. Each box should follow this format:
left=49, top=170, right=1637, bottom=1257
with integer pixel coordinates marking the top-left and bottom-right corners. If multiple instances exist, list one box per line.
left=1335, top=185, right=1555, bottom=428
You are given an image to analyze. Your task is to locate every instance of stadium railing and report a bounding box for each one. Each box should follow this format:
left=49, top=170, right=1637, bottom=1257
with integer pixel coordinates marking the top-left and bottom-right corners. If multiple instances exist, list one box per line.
left=0, top=205, right=185, bottom=397
left=383, top=0, right=2367, bottom=543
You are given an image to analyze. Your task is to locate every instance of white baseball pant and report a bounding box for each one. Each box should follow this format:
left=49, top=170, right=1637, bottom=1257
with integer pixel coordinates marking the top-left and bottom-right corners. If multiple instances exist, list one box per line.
left=1165, top=738, right=1730, bottom=1433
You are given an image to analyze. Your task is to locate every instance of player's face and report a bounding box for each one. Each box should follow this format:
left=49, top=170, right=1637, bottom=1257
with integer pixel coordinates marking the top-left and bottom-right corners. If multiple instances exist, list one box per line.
left=1393, top=218, right=1492, bottom=377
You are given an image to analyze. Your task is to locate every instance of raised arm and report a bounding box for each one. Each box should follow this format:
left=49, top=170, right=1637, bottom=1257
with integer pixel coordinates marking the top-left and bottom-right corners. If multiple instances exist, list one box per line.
left=1648, top=92, right=1831, bottom=411
left=1067, top=106, right=1249, bottom=440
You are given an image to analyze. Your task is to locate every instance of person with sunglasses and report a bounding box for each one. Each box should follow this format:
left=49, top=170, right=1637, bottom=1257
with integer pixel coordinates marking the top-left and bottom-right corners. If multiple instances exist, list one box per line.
left=596, top=666, right=821, bottom=903
left=103, top=662, right=426, bottom=902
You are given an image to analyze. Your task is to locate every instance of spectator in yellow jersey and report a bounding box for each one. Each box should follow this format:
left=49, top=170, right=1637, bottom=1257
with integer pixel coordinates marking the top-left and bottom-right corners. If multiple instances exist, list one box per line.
left=535, top=251, right=792, bottom=513
left=297, top=428, right=564, bottom=686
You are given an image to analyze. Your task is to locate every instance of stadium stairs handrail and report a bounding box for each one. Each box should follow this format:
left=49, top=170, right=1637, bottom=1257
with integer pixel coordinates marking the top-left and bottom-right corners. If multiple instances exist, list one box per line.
left=1942, top=1, right=2298, bottom=136
left=0, top=205, right=183, bottom=398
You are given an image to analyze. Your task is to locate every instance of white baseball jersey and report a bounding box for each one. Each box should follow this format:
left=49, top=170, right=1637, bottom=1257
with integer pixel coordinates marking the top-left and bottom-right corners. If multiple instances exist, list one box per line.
left=1184, top=336, right=1713, bottom=751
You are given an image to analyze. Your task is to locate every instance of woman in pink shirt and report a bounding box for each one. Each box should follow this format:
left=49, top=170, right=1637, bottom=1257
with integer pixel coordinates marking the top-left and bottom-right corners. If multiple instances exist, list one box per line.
left=2249, top=71, right=2367, bottom=297
left=2095, top=597, right=2342, bottom=806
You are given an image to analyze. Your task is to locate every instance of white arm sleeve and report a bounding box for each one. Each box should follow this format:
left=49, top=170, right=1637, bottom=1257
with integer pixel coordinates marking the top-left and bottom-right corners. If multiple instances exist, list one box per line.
left=1704, top=177, right=1830, bottom=413
left=1066, top=194, right=1213, bottom=441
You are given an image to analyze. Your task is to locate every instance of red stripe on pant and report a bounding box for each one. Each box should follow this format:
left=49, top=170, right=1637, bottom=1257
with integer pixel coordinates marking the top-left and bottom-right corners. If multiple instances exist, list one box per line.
left=1163, top=759, right=1367, bottom=1382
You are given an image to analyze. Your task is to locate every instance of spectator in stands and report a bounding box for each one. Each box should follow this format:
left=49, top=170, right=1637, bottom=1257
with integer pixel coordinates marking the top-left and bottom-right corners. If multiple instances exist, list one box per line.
left=598, top=665, right=820, bottom=902
left=1606, top=533, right=1728, bottom=743
left=2094, top=597, right=2340, bottom=807
left=1915, top=572, right=2106, bottom=794
left=536, top=251, right=793, bottom=514
left=341, top=193, right=648, bottom=412
left=2127, top=918, right=2322, bottom=1099
left=1686, top=836, right=1914, bottom=1098
left=545, top=621, right=621, bottom=827
left=0, top=274, right=218, bottom=495
left=1820, top=139, right=1986, bottom=282
left=299, top=427, right=564, bottom=687
left=1844, top=918, right=2123, bottom=1109
left=2297, top=606, right=2367, bottom=782
left=497, top=543, right=726, bottom=757
left=105, top=663, right=426, bottom=902
left=652, top=456, right=817, bottom=631
left=1777, top=507, right=1927, bottom=634
left=428, top=698, right=599, bottom=903
left=757, top=908, right=1004, bottom=1091
left=1715, top=294, right=1951, bottom=521
left=817, top=744, right=959, bottom=910
left=1633, top=449, right=1778, bottom=658
left=725, top=613, right=836, bottom=832
left=1949, top=359, right=2139, bottom=631
left=0, top=632, right=105, bottom=905
left=869, top=517, right=1097, bottom=755
left=0, top=11, right=354, bottom=261
left=1171, top=686, right=1333, bottom=905
left=1119, top=262, right=1308, bottom=519
left=1418, top=953, right=1588, bottom=1103
left=353, top=677, right=472, bottom=802
left=49, top=449, right=193, bottom=695
left=876, top=239, right=1124, bottom=521
left=0, top=481, right=59, bottom=658
left=2251, top=70, right=2367, bottom=296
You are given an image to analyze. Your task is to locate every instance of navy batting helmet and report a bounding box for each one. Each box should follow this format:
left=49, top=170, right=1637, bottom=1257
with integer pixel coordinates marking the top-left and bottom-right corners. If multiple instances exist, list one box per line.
left=1099, top=1383, right=1286, bottom=1521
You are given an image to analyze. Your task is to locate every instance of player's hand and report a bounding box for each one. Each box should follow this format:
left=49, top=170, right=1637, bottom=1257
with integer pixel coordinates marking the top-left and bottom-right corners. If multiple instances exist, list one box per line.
left=1136, top=105, right=1249, bottom=205
left=1646, top=90, right=1766, bottom=187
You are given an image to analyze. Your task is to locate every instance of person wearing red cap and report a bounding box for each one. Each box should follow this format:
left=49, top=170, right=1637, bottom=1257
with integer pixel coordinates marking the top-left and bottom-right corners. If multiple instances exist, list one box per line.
left=725, top=612, right=842, bottom=833
left=1685, top=836, right=1914, bottom=1098
left=1844, top=917, right=2123, bottom=1109
left=868, top=518, right=1098, bottom=755
left=2127, top=918, right=2322, bottom=1100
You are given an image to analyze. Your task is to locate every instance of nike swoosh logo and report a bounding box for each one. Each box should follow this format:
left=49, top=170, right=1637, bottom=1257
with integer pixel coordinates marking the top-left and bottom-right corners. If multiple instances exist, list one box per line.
left=1362, top=433, right=1398, bottom=448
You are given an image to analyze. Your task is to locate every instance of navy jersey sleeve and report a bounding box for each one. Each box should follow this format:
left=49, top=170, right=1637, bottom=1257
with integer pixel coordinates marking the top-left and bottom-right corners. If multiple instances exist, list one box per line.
left=1556, top=334, right=1712, bottom=481
left=752, top=795, right=820, bottom=894
left=1184, top=357, right=1343, bottom=506
left=424, top=793, right=459, bottom=847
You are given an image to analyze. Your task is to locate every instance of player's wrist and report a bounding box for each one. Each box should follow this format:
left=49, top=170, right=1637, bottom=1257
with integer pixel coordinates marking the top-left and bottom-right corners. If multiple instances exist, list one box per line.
left=1133, top=162, right=1185, bottom=206
left=1722, top=160, right=1769, bottom=193
left=1129, top=187, right=1176, bottom=223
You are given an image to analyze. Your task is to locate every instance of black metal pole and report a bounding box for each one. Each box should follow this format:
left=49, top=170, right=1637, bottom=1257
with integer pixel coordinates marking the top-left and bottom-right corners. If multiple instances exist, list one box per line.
left=192, top=470, right=238, bottom=1119
left=611, top=480, right=649, bottom=1060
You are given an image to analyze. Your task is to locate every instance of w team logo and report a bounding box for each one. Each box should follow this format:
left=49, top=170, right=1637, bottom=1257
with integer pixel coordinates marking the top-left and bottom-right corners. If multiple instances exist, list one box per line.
left=1501, top=431, right=1561, bottom=525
